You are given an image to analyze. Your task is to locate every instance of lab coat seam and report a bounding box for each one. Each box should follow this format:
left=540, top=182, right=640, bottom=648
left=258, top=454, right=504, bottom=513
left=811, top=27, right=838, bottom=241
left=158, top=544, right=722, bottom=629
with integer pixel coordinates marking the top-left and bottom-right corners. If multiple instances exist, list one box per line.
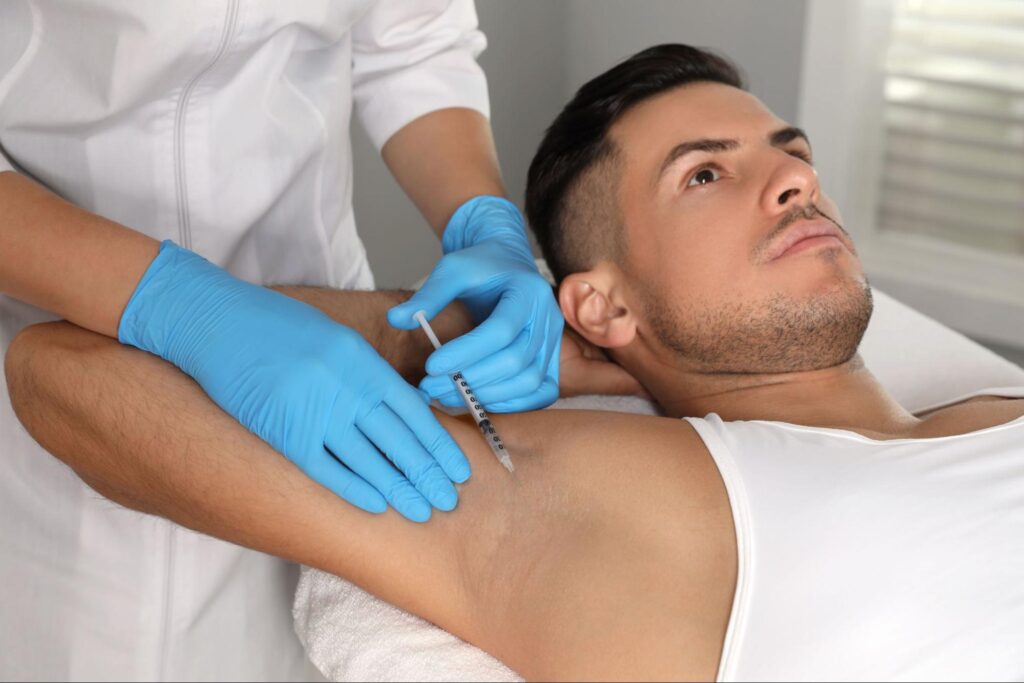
left=161, top=2, right=241, bottom=678
left=156, top=522, right=176, bottom=681
left=172, top=0, right=241, bottom=252
left=338, top=232, right=372, bottom=287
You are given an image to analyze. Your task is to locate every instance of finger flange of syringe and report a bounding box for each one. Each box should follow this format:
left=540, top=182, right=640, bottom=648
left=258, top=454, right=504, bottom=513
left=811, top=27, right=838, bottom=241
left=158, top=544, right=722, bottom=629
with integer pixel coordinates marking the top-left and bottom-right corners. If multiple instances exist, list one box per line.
left=413, top=311, right=515, bottom=473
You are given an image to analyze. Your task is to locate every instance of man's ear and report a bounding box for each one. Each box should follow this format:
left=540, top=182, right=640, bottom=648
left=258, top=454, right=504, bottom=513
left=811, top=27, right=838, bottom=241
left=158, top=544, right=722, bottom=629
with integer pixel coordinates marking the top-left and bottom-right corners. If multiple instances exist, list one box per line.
left=558, top=264, right=637, bottom=349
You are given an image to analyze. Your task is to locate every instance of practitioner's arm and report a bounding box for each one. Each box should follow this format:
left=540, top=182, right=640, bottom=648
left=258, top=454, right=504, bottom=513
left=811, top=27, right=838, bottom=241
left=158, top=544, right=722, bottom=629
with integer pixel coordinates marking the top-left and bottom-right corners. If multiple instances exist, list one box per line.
left=0, top=171, right=158, bottom=337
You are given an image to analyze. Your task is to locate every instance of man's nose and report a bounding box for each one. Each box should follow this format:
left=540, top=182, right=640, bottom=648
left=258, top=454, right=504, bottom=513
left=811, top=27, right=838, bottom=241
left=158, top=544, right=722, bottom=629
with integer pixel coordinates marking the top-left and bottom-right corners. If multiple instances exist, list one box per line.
left=761, top=152, right=819, bottom=214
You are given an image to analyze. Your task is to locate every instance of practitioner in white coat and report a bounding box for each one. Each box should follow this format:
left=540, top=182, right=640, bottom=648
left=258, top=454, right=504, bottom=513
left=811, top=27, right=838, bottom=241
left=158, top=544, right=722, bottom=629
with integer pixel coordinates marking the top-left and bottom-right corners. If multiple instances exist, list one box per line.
left=0, top=1, right=632, bottom=679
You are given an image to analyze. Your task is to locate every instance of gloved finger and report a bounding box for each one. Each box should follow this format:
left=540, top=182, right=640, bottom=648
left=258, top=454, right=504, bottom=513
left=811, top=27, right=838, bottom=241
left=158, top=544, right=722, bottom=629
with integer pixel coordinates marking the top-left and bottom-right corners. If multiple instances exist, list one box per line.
left=358, top=402, right=459, bottom=512
left=326, top=427, right=433, bottom=523
left=422, top=383, right=471, bottom=410
left=419, top=328, right=537, bottom=400
left=433, top=350, right=548, bottom=408
left=301, top=449, right=387, bottom=514
left=425, top=291, right=531, bottom=376
left=426, top=319, right=560, bottom=408
left=386, top=383, right=471, bottom=484
left=485, top=376, right=560, bottom=413
left=543, top=312, right=565, bottom=385
left=387, top=256, right=468, bottom=330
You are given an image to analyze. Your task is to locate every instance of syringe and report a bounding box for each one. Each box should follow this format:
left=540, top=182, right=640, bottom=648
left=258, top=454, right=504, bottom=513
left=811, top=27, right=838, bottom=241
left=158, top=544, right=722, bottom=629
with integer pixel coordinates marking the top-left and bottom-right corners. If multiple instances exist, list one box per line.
left=413, top=310, right=515, bottom=473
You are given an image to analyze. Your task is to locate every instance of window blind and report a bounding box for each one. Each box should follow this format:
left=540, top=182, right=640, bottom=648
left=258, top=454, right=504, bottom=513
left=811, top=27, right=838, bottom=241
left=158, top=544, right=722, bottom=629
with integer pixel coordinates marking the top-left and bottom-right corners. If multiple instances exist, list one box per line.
left=877, top=0, right=1024, bottom=256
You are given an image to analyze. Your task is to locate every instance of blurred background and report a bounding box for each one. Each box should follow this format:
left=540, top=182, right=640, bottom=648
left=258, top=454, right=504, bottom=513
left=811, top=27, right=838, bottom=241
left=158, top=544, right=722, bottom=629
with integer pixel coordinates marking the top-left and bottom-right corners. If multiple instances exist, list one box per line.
left=353, top=0, right=1024, bottom=367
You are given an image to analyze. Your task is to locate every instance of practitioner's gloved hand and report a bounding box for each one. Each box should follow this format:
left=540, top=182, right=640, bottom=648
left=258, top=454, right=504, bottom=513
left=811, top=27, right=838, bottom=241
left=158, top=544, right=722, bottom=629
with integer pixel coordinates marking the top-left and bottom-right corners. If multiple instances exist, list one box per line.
left=118, top=241, right=470, bottom=522
left=388, top=196, right=564, bottom=413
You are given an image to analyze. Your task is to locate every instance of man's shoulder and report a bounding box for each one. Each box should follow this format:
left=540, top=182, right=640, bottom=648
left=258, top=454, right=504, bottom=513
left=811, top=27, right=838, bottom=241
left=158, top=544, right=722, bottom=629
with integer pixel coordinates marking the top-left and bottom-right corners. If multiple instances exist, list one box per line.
left=916, top=397, right=1024, bottom=438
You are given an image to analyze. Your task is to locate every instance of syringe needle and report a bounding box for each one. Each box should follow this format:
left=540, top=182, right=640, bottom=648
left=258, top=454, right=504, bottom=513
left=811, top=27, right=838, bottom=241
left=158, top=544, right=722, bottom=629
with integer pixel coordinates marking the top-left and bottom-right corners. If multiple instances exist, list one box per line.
left=413, top=311, right=515, bottom=473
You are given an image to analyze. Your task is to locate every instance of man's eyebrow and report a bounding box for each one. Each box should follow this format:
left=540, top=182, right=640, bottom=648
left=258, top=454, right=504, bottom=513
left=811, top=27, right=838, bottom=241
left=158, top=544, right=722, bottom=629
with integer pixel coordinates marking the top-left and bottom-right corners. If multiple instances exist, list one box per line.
left=655, top=125, right=813, bottom=184
left=770, top=125, right=811, bottom=148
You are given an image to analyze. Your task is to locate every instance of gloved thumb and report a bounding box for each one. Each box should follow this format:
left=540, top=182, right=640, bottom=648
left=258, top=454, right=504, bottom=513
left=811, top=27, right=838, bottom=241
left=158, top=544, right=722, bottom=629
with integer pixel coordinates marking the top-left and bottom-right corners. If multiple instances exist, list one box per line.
left=388, top=264, right=465, bottom=330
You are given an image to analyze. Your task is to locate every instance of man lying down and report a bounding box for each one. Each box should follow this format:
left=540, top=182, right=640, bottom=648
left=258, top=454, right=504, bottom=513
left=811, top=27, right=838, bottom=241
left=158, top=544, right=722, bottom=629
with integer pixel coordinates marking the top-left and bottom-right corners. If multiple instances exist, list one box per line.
left=7, top=44, right=1024, bottom=681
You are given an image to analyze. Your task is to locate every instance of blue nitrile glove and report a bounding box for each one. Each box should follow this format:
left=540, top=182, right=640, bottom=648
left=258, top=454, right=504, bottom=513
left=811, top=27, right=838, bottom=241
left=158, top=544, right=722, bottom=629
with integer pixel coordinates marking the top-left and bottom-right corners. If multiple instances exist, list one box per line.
left=388, top=196, right=564, bottom=413
left=118, top=241, right=470, bottom=523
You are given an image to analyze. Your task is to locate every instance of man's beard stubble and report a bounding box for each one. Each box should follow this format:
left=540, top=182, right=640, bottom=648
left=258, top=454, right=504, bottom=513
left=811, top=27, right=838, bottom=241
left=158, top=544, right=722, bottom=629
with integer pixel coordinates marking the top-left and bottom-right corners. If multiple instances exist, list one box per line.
left=644, top=271, right=875, bottom=375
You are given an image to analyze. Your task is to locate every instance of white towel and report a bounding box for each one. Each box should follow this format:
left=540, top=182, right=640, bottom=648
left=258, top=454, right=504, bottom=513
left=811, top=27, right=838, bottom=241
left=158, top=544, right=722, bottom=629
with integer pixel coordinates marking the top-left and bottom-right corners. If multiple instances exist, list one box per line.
left=293, top=565, right=522, bottom=682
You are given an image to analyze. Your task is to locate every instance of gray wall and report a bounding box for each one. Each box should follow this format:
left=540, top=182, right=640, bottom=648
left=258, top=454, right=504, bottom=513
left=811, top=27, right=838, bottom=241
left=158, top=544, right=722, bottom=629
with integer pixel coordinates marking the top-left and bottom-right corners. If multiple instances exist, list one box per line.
left=351, top=0, right=1024, bottom=368
left=352, top=0, right=565, bottom=289
left=980, top=340, right=1024, bottom=369
left=354, top=0, right=808, bottom=288
left=562, top=0, right=807, bottom=123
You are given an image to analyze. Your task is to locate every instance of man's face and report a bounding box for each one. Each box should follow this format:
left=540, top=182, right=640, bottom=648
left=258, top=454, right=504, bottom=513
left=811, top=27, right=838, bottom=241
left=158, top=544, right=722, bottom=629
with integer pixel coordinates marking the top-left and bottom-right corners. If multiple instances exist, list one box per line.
left=611, top=81, right=872, bottom=374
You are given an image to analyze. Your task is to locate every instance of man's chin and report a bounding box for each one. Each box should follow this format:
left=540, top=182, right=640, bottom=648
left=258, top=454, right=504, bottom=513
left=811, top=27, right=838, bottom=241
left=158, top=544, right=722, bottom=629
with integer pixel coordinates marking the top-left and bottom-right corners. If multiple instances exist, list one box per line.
left=773, top=247, right=866, bottom=300
left=646, top=277, right=874, bottom=375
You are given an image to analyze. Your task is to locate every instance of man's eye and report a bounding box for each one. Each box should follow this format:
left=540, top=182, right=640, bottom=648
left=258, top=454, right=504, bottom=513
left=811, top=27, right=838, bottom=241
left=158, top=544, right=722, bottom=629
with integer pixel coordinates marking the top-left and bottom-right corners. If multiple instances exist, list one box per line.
left=686, top=166, right=721, bottom=187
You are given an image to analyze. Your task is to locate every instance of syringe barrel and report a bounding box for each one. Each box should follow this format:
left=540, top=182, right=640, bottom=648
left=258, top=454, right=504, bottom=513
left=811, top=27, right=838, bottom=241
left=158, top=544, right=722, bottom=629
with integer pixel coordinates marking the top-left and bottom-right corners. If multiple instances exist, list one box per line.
left=451, top=372, right=511, bottom=465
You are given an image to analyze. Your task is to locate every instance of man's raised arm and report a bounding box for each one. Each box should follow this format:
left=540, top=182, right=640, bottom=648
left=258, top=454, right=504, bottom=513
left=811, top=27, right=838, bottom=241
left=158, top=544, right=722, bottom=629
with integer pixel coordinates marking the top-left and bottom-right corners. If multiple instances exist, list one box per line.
left=2, top=288, right=506, bottom=643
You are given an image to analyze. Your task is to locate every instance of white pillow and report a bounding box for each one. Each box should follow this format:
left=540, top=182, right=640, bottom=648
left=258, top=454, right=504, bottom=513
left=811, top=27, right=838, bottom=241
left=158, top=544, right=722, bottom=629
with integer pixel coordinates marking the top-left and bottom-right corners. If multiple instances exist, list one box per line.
left=858, top=289, right=1024, bottom=413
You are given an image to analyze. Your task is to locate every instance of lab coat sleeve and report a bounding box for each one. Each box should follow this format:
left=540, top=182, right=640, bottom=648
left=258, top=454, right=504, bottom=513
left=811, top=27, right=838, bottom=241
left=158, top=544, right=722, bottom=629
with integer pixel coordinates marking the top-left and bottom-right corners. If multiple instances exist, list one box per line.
left=351, top=0, right=491, bottom=151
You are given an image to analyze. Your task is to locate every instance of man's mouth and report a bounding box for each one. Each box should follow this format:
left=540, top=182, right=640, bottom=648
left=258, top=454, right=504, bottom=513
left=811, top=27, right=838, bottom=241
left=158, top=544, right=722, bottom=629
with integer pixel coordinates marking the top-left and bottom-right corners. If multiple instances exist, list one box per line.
left=764, top=215, right=855, bottom=263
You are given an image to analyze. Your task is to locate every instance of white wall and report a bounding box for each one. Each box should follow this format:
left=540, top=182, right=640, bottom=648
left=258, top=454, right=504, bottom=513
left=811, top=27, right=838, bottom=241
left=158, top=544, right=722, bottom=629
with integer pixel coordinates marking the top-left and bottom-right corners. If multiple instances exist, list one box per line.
left=351, top=0, right=1024, bottom=368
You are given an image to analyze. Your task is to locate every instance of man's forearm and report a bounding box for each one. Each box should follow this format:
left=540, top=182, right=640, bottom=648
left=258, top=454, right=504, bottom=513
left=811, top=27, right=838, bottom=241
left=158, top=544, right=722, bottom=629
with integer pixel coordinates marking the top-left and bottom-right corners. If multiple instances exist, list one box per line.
left=271, top=286, right=473, bottom=383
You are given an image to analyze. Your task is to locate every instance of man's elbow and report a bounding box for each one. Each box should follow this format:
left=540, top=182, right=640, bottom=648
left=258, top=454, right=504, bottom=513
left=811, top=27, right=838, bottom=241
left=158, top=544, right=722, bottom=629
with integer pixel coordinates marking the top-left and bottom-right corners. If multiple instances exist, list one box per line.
left=5, top=321, right=155, bottom=510
left=5, top=322, right=48, bottom=426
left=5, top=321, right=92, bottom=450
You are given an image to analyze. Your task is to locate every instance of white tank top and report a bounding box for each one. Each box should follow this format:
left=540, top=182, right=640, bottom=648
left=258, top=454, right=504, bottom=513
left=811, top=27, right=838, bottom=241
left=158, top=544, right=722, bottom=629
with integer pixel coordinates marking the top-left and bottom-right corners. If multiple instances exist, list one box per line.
left=684, top=386, right=1024, bottom=682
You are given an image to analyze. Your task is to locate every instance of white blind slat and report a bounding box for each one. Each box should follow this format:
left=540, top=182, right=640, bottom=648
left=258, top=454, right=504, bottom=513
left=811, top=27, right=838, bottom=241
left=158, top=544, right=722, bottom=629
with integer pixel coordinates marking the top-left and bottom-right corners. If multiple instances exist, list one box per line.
left=878, top=0, right=1024, bottom=259
left=884, top=133, right=1024, bottom=179
left=885, top=77, right=1024, bottom=123
left=878, top=192, right=1022, bottom=235
left=884, top=160, right=1024, bottom=206
left=891, top=16, right=1024, bottom=64
left=878, top=207, right=1024, bottom=254
left=898, top=0, right=1024, bottom=28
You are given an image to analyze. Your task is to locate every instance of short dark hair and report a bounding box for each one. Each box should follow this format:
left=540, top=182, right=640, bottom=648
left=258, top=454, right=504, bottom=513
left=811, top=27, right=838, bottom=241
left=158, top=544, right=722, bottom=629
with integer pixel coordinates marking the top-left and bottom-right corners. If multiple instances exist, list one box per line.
left=525, top=44, right=745, bottom=283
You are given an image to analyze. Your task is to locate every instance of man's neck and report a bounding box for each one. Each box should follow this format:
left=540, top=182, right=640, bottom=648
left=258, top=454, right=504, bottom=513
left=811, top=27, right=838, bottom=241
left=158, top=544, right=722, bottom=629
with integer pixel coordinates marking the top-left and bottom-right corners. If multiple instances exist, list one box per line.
left=642, top=352, right=922, bottom=438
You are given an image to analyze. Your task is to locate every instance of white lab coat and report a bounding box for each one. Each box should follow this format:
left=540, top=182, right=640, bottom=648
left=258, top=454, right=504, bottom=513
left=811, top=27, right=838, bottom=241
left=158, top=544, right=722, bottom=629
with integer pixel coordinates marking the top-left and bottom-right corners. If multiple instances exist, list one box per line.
left=0, top=1, right=489, bottom=679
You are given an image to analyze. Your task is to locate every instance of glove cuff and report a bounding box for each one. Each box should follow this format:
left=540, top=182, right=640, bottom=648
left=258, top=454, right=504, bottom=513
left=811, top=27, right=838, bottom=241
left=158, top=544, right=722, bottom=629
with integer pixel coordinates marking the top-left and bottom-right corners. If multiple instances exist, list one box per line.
left=441, top=196, right=536, bottom=266
left=118, top=240, right=246, bottom=372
